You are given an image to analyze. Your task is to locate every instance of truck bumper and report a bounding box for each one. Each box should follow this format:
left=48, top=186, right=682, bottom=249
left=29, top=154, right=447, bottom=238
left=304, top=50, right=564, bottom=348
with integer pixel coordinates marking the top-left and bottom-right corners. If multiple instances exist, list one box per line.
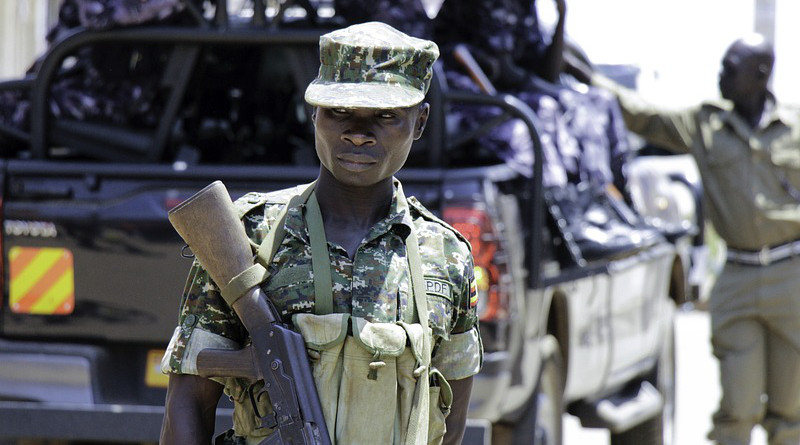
left=0, top=339, right=233, bottom=441
left=0, top=400, right=232, bottom=441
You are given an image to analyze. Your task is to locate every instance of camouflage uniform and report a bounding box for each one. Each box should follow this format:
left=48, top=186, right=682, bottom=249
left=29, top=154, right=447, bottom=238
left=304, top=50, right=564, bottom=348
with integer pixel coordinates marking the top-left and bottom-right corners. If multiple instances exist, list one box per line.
left=163, top=181, right=482, bottom=441
left=0, top=0, right=187, bottom=137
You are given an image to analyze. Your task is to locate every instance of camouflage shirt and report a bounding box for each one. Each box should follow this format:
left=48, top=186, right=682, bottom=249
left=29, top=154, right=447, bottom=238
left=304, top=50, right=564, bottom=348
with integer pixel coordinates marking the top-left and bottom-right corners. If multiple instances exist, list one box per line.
left=163, top=180, right=483, bottom=381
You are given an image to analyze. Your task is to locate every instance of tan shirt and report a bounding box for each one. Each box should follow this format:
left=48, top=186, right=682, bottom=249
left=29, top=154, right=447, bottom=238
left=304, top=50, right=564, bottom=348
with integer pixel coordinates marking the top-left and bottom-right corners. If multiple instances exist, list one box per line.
left=594, top=74, right=800, bottom=250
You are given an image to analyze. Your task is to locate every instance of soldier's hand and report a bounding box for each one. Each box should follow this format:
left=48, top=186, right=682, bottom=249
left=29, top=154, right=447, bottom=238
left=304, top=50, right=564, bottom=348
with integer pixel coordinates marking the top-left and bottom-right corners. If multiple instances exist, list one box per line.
left=555, top=0, right=567, bottom=17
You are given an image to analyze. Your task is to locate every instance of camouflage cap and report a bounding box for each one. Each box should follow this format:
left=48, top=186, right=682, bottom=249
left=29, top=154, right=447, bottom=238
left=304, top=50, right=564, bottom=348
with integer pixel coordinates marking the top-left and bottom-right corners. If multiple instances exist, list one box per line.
left=304, top=21, right=440, bottom=109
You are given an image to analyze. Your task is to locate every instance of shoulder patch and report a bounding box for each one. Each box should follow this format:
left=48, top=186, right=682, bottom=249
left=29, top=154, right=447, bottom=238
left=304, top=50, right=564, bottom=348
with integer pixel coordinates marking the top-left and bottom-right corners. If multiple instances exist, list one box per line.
left=407, top=196, right=471, bottom=250
left=424, top=276, right=454, bottom=302
left=233, top=192, right=269, bottom=218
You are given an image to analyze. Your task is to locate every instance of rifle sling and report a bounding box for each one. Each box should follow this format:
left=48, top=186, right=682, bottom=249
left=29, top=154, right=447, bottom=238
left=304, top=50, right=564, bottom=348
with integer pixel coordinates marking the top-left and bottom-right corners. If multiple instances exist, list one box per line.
left=220, top=263, right=271, bottom=308
left=220, top=183, right=317, bottom=307
left=255, top=182, right=317, bottom=275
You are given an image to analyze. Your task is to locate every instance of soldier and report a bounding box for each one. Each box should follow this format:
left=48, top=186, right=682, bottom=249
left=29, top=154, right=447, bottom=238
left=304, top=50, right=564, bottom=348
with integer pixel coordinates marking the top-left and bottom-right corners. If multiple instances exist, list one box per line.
left=582, top=34, right=800, bottom=445
left=159, top=22, right=482, bottom=445
left=434, top=0, right=652, bottom=263
left=334, top=0, right=433, bottom=40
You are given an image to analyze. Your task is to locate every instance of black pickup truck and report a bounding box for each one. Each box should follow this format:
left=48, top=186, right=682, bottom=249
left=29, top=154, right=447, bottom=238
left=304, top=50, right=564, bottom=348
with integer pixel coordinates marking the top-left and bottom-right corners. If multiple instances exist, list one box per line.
left=0, top=7, right=698, bottom=445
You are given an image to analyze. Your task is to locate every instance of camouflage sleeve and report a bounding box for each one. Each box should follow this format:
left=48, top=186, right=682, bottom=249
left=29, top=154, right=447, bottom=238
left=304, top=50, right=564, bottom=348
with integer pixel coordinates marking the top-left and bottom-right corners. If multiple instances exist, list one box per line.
left=160, top=259, right=246, bottom=375
left=431, top=248, right=483, bottom=380
left=161, top=191, right=289, bottom=376
left=432, top=326, right=482, bottom=381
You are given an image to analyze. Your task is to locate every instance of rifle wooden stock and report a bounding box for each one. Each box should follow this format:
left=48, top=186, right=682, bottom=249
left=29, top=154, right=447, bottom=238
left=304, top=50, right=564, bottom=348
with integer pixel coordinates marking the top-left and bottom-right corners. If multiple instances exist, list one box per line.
left=168, top=181, right=254, bottom=289
left=196, top=345, right=258, bottom=381
left=168, top=181, right=331, bottom=445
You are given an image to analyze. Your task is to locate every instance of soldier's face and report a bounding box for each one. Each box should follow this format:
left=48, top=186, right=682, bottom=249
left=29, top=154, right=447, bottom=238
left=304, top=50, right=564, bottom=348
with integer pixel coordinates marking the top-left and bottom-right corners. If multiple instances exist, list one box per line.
left=718, top=44, right=768, bottom=102
left=313, top=104, right=429, bottom=187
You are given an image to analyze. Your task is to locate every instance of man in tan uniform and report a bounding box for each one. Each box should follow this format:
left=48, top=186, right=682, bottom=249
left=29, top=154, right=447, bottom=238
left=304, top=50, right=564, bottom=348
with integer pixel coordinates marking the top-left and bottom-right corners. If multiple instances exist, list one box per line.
left=585, top=34, right=800, bottom=445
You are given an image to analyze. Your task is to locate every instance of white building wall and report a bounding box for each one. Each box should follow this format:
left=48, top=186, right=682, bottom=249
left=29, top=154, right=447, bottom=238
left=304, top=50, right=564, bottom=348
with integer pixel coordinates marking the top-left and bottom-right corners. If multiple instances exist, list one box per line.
left=0, top=1, right=58, bottom=80
left=558, top=0, right=800, bottom=107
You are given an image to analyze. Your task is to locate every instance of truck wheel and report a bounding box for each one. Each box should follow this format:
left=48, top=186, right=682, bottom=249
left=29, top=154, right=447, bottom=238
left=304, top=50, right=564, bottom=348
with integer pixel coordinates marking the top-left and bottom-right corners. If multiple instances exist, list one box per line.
left=512, top=335, right=564, bottom=445
left=610, top=301, right=676, bottom=445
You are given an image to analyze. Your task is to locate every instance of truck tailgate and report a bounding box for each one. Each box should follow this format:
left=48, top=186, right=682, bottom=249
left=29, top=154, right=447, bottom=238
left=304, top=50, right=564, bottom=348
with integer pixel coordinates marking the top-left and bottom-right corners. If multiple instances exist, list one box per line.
left=2, top=160, right=319, bottom=343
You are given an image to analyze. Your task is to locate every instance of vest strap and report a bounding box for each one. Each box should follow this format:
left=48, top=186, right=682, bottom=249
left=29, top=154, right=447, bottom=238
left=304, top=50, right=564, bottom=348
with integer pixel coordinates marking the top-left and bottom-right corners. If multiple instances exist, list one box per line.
left=306, top=192, right=334, bottom=315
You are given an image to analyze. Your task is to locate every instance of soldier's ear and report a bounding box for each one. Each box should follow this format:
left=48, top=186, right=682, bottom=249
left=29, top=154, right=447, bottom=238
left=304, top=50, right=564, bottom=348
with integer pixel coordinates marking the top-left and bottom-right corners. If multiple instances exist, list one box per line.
left=413, top=103, right=430, bottom=140
left=757, top=63, right=770, bottom=78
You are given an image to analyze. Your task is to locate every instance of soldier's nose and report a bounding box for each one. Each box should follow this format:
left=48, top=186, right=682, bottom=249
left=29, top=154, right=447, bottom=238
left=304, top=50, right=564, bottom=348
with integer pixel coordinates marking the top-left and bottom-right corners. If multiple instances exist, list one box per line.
left=342, top=132, right=377, bottom=146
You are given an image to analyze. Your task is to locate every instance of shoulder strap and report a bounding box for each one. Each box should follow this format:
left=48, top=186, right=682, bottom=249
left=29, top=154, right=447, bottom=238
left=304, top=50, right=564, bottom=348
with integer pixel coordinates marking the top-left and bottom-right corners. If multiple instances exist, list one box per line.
left=306, top=192, right=334, bottom=315
left=255, top=182, right=316, bottom=270
left=396, top=182, right=428, bottom=326
left=252, top=182, right=334, bottom=316
left=405, top=228, right=428, bottom=327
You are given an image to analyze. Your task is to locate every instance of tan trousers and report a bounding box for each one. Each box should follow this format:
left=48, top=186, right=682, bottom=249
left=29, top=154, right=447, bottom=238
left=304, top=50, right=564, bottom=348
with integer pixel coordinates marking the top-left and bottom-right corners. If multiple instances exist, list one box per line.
left=708, top=256, right=800, bottom=445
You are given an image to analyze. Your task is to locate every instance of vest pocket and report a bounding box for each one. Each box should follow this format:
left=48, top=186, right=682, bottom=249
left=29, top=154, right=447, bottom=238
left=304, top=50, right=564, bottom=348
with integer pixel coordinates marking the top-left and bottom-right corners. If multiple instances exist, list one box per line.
left=222, top=378, right=273, bottom=440
left=337, top=338, right=401, bottom=443
left=427, top=368, right=453, bottom=445
left=293, top=313, right=435, bottom=445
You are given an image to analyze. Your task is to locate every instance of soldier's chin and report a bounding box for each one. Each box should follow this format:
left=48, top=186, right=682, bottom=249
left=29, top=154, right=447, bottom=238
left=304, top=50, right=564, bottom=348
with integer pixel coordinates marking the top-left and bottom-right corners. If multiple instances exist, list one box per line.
left=331, top=172, right=383, bottom=188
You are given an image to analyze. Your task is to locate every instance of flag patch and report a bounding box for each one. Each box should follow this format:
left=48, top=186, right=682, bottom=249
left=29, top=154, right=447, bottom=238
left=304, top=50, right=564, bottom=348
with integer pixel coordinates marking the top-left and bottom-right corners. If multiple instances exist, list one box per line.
left=469, top=278, right=478, bottom=307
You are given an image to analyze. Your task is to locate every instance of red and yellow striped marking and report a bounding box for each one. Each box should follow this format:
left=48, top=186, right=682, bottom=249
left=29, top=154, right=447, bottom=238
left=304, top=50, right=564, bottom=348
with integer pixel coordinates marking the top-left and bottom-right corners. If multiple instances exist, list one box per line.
left=9, top=247, right=75, bottom=315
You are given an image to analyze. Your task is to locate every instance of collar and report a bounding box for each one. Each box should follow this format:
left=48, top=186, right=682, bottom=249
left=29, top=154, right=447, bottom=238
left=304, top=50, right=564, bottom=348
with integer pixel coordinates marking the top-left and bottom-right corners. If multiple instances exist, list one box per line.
left=280, top=178, right=414, bottom=245
left=363, top=178, right=414, bottom=244
left=755, top=92, right=786, bottom=129
left=720, top=91, right=788, bottom=136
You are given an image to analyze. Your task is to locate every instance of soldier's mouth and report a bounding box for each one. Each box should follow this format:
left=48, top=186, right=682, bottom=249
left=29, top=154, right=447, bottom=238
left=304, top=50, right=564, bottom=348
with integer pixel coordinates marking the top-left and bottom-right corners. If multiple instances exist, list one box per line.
left=337, top=154, right=377, bottom=171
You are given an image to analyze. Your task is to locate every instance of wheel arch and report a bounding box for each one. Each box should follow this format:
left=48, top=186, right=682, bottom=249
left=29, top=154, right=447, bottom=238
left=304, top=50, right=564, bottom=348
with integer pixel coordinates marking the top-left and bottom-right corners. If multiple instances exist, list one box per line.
left=668, top=253, right=689, bottom=306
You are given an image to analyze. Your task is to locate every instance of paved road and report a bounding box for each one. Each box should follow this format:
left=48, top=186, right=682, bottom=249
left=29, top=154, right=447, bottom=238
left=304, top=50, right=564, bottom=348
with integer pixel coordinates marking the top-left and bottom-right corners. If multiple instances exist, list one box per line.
left=564, top=309, right=768, bottom=445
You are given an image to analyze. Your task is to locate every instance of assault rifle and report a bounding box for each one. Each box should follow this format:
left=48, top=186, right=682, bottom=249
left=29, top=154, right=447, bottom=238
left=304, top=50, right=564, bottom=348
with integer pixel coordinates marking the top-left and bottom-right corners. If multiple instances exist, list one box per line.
left=168, top=181, right=330, bottom=445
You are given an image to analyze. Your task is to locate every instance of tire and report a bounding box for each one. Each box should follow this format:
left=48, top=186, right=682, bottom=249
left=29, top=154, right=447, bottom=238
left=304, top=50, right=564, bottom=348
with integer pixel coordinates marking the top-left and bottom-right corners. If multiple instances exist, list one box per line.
left=610, top=300, right=676, bottom=445
left=511, top=335, right=564, bottom=445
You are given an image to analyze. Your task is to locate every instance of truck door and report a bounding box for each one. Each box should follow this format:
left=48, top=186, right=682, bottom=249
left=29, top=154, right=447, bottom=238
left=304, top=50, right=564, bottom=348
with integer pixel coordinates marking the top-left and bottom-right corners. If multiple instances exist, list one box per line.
left=2, top=160, right=318, bottom=343
left=606, top=244, right=674, bottom=382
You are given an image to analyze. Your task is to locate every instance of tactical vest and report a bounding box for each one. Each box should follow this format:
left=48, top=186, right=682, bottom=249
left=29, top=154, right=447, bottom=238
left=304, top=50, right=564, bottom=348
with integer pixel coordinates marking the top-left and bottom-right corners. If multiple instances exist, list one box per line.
left=222, top=182, right=452, bottom=445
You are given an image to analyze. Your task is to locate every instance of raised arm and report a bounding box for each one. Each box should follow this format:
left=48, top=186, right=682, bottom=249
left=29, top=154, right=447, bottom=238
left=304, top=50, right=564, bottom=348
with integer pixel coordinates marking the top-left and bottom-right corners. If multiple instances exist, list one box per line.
left=537, top=0, right=567, bottom=82
left=591, top=73, right=696, bottom=155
